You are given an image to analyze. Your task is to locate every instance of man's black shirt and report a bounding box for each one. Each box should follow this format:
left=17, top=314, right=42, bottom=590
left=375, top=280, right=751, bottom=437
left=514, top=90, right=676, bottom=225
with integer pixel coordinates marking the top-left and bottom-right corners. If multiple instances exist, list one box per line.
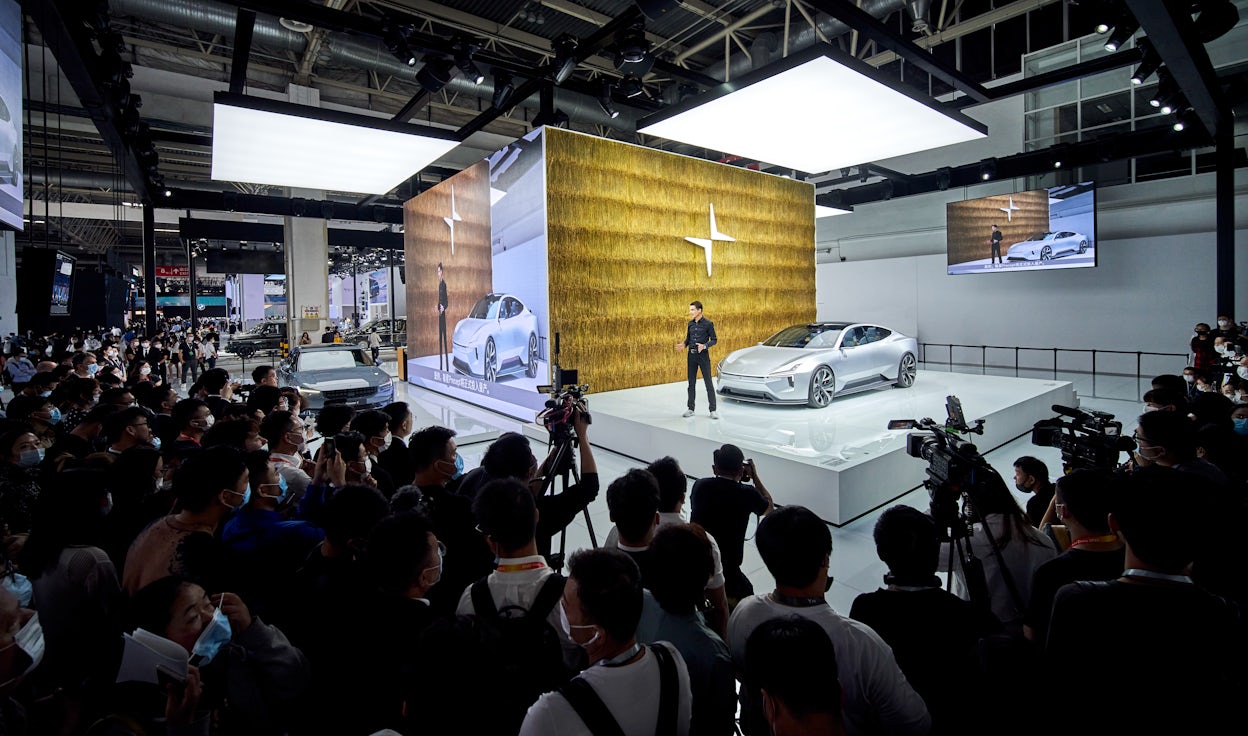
left=1024, top=547, right=1124, bottom=643
left=1024, top=482, right=1054, bottom=527
left=689, top=476, right=767, bottom=569
left=685, top=318, right=717, bottom=351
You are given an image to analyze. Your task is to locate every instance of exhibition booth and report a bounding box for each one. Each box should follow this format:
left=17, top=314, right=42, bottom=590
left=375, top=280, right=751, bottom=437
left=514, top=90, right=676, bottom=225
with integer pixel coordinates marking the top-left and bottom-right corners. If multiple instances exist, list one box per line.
left=402, top=126, right=1076, bottom=525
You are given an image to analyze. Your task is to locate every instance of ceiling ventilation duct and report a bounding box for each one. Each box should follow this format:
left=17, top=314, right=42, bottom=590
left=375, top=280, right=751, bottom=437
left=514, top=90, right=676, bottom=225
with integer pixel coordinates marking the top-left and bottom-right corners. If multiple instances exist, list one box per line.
left=906, top=0, right=932, bottom=33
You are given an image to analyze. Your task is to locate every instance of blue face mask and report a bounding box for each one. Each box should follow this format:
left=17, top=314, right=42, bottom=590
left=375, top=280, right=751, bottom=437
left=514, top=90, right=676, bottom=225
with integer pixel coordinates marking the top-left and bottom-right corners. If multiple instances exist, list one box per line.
left=149, top=436, right=162, bottom=452
left=39, top=392, right=51, bottom=398
left=45, top=407, right=62, bottom=425
left=226, top=487, right=250, bottom=511
left=260, top=474, right=288, bottom=504
left=18, top=448, right=44, bottom=468
left=191, top=606, right=232, bottom=666
left=453, top=453, right=465, bottom=480
left=1234, top=417, right=1248, bottom=436
left=86, top=363, right=100, bottom=375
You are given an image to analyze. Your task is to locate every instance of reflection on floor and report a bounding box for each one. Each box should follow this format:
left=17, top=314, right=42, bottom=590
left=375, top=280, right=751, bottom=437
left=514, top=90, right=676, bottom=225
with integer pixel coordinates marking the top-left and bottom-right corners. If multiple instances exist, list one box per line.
left=387, top=366, right=1148, bottom=615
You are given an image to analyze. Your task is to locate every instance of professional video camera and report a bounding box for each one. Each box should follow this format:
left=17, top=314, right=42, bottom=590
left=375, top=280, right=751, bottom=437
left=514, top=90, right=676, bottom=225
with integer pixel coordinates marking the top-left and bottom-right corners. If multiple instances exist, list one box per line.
left=889, top=396, right=988, bottom=532
left=1031, top=404, right=1135, bottom=472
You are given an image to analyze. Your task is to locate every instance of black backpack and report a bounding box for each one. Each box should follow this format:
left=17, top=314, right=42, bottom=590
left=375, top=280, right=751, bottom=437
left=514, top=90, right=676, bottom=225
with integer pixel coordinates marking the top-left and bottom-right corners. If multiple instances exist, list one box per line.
left=470, top=573, right=572, bottom=734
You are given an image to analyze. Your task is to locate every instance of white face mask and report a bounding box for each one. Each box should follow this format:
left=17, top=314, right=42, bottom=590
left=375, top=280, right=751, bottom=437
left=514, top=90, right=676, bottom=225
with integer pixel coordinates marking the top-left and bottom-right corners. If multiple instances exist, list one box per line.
left=557, top=600, right=600, bottom=649
left=140, top=366, right=151, bottom=376
left=0, top=614, right=45, bottom=690
left=1184, top=374, right=1196, bottom=383
left=1142, top=404, right=1159, bottom=414
left=1215, top=344, right=1228, bottom=355
left=1218, top=320, right=1230, bottom=328
left=1239, top=367, right=1248, bottom=381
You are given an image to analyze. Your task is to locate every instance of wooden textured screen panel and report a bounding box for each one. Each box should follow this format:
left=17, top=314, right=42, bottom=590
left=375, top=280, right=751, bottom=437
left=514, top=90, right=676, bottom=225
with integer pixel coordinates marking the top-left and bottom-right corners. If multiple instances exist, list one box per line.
left=545, top=129, right=815, bottom=394
left=403, top=160, right=492, bottom=361
left=946, top=190, right=1050, bottom=266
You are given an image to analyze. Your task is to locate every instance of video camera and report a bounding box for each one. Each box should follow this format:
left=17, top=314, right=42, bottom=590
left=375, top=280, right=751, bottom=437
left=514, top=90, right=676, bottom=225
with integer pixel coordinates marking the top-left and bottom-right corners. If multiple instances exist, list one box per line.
left=1031, top=404, right=1135, bottom=472
left=889, top=396, right=990, bottom=537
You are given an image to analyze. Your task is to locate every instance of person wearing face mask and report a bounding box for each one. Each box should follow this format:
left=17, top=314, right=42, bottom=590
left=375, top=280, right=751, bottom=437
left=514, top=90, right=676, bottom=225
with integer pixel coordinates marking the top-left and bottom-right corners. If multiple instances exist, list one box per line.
left=519, top=547, right=692, bottom=736
left=3, top=350, right=35, bottom=390
left=1181, top=366, right=1202, bottom=402
left=0, top=586, right=44, bottom=731
left=55, top=376, right=100, bottom=435
left=103, top=407, right=160, bottom=456
left=345, top=512, right=444, bottom=734
left=1233, top=403, right=1248, bottom=436
left=18, top=469, right=121, bottom=730
left=350, top=410, right=397, bottom=498
left=42, top=404, right=116, bottom=471
left=126, top=578, right=309, bottom=735
left=378, top=402, right=416, bottom=487
left=729, top=506, right=931, bottom=736
left=0, top=431, right=44, bottom=537
left=171, top=398, right=213, bottom=447
left=408, top=426, right=493, bottom=616
left=1211, top=314, right=1240, bottom=342
left=70, top=350, right=99, bottom=379
left=1011, top=456, right=1055, bottom=528
left=6, top=395, right=60, bottom=449
left=122, top=446, right=249, bottom=595
left=259, top=411, right=315, bottom=507
left=1131, top=409, right=1228, bottom=487
left=146, top=339, right=169, bottom=386
left=1190, top=323, right=1216, bottom=375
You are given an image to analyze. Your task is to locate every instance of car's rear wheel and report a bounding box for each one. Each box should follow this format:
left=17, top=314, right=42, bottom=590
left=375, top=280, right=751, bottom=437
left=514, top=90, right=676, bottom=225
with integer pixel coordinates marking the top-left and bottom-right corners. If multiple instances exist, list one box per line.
left=895, top=353, right=917, bottom=388
left=525, top=333, right=539, bottom=377
left=807, top=365, right=835, bottom=408
left=484, top=338, right=498, bottom=382
left=1078, top=240, right=1087, bottom=254
left=1040, top=246, right=1053, bottom=261
left=234, top=345, right=255, bottom=358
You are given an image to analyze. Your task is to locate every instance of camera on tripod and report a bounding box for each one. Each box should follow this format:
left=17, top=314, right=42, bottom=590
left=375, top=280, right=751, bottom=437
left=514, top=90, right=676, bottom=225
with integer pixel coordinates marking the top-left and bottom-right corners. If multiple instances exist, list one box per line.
left=537, top=372, right=591, bottom=448
left=1031, top=404, right=1135, bottom=471
left=888, top=395, right=988, bottom=536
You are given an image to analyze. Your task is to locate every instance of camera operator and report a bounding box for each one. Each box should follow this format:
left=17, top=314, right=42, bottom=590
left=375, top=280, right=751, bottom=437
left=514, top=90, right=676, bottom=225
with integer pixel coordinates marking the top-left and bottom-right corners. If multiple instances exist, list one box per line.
left=691, top=444, right=774, bottom=605
left=935, top=470, right=1056, bottom=638
left=1011, top=456, right=1054, bottom=527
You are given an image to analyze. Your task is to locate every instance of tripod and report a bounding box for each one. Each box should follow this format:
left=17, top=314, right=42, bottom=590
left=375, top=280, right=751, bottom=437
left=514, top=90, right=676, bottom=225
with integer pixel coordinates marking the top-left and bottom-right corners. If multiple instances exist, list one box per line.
left=933, top=478, right=1025, bottom=621
left=539, top=426, right=597, bottom=573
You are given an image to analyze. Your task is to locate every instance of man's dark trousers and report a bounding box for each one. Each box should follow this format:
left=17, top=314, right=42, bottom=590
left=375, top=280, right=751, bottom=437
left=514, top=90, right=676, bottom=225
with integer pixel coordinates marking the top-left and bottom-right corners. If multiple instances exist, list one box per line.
left=688, top=348, right=716, bottom=411
left=439, top=314, right=448, bottom=370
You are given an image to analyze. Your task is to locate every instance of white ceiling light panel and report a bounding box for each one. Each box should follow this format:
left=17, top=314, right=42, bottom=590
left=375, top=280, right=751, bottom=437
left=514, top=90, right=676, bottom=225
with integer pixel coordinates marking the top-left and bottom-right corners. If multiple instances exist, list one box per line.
left=211, top=94, right=460, bottom=195
left=639, top=47, right=987, bottom=174
left=815, top=205, right=851, bottom=218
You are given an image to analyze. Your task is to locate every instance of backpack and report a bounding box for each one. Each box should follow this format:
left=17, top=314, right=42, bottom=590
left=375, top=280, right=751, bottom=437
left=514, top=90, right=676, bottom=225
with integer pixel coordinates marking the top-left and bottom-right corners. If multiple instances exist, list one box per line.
left=469, top=574, right=572, bottom=733
left=559, top=643, right=680, bottom=736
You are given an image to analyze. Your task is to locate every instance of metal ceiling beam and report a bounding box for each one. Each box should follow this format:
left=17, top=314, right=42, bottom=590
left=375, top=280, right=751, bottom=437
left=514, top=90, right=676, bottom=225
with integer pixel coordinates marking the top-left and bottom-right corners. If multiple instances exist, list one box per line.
left=1124, top=0, right=1229, bottom=137
left=228, top=8, right=256, bottom=93
left=805, top=0, right=992, bottom=102
left=166, top=188, right=405, bottom=225
left=28, top=0, right=156, bottom=204
left=952, top=47, right=1144, bottom=108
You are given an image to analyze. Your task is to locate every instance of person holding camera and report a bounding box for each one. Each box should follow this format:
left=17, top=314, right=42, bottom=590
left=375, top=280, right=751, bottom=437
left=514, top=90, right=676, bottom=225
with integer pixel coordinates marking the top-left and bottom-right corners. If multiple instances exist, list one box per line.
left=690, top=444, right=774, bottom=604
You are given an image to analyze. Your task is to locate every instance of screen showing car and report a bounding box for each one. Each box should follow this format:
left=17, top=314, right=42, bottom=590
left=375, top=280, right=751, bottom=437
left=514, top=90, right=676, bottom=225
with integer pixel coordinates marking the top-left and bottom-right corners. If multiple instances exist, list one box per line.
left=50, top=251, right=74, bottom=315
left=0, top=0, right=22, bottom=231
left=946, top=181, right=1096, bottom=275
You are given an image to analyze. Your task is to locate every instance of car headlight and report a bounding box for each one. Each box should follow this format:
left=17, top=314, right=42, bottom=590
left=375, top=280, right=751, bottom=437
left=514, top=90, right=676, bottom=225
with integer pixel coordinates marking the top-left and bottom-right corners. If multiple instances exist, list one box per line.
left=768, top=359, right=805, bottom=377
left=301, top=387, right=321, bottom=396
left=379, top=377, right=393, bottom=389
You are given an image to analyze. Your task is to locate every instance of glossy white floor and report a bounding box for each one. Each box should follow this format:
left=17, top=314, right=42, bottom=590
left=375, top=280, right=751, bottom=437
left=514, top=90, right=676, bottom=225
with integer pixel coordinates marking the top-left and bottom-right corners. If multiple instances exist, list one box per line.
left=385, top=361, right=1152, bottom=616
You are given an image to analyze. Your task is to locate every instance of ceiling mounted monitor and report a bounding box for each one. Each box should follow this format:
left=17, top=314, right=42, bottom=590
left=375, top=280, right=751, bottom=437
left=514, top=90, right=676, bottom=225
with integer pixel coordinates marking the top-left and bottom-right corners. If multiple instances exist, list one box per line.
left=638, top=44, right=987, bottom=174
left=211, top=92, right=460, bottom=195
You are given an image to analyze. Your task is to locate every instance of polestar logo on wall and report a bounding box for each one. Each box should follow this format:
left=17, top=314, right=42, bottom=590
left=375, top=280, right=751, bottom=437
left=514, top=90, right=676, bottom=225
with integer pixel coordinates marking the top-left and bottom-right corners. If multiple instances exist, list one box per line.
left=443, top=185, right=463, bottom=254
left=999, top=196, right=1020, bottom=222
left=684, top=203, right=736, bottom=277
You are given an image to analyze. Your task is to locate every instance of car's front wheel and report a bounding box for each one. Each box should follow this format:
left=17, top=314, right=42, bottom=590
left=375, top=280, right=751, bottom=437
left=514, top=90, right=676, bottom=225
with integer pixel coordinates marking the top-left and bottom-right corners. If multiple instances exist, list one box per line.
left=484, top=338, right=498, bottom=382
left=1040, top=246, right=1053, bottom=261
left=1078, top=240, right=1087, bottom=254
left=895, top=352, right=917, bottom=388
left=525, top=332, right=539, bottom=378
left=807, top=365, right=835, bottom=408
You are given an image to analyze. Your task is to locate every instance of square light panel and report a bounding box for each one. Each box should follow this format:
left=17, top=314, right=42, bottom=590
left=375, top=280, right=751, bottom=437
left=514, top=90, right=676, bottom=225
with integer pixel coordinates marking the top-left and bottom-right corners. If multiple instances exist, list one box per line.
left=212, top=93, right=460, bottom=195
left=815, top=204, right=851, bottom=218
left=638, top=45, right=987, bottom=174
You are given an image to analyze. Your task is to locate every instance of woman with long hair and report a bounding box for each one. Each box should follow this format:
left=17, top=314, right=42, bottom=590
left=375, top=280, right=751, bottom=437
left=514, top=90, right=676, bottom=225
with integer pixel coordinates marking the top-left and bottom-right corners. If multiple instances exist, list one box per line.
left=937, top=468, right=1057, bottom=636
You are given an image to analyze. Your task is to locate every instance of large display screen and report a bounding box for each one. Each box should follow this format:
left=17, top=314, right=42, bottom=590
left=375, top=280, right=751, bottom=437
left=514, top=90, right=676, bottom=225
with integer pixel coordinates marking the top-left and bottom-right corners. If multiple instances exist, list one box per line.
left=50, top=251, right=75, bottom=315
left=0, top=0, right=22, bottom=230
left=946, top=181, right=1096, bottom=275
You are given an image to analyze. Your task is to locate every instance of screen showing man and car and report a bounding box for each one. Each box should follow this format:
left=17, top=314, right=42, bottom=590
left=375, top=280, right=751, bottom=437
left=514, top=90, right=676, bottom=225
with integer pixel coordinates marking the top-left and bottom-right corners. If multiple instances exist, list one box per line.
left=946, top=181, right=1097, bottom=275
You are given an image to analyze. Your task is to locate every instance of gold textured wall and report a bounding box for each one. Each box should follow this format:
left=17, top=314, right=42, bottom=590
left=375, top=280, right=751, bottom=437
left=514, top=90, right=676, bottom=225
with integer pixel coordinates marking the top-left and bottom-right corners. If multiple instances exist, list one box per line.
left=403, top=160, right=492, bottom=360
left=946, top=190, right=1050, bottom=266
left=545, top=128, right=815, bottom=393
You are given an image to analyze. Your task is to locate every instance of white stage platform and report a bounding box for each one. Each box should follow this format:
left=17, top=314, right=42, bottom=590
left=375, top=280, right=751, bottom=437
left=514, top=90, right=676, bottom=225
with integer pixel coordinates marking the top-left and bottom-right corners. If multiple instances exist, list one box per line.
left=579, top=372, right=1076, bottom=525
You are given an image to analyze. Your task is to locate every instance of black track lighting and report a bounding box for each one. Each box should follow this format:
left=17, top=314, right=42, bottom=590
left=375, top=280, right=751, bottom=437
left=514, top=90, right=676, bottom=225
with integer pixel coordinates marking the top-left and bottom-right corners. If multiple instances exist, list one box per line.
left=382, top=21, right=417, bottom=67
left=1172, top=107, right=1195, bottom=132
left=1192, top=0, right=1239, bottom=43
left=416, top=57, right=455, bottom=93
left=614, top=21, right=651, bottom=69
left=1103, top=18, right=1139, bottom=52
left=491, top=69, right=515, bottom=108
left=935, top=167, right=951, bottom=191
left=532, top=108, right=569, bottom=128
left=618, top=74, right=644, bottom=98
left=1130, top=40, right=1160, bottom=85
left=453, top=38, right=485, bottom=85
left=1150, top=70, right=1178, bottom=114
left=597, top=79, right=619, bottom=120
left=979, top=157, right=997, bottom=181
left=551, top=34, right=579, bottom=84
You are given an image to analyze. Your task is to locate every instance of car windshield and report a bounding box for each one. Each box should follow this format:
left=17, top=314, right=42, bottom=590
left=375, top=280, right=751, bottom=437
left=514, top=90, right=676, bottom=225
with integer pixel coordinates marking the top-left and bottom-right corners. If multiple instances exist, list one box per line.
left=1028, top=232, right=1055, bottom=241
left=298, top=349, right=371, bottom=371
left=762, top=325, right=842, bottom=348
left=468, top=295, right=503, bottom=320
left=356, top=321, right=379, bottom=332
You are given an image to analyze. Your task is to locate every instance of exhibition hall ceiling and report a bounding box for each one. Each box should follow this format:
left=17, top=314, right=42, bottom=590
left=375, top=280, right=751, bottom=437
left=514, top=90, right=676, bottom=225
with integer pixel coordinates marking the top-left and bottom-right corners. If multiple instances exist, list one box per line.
left=18, top=0, right=1247, bottom=262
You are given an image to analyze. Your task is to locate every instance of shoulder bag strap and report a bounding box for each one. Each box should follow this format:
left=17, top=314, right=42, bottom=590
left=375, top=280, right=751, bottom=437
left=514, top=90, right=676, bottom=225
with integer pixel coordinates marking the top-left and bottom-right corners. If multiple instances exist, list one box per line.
left=470, top=578, right=497, bottom=617
left=558, top=678, right=627, bottom=736
left=530, top=573, right=566, bottom=619
left=650, top=643, right=680, bottom=736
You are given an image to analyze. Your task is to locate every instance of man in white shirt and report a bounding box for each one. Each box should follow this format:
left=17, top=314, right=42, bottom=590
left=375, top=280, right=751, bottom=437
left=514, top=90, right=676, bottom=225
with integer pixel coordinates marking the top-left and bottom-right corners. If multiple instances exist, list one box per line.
left=259, top=410, right=314, bottom=505
left=728, top=506, right=930, bottom=736
left=520, top=547, right=693, bottom=736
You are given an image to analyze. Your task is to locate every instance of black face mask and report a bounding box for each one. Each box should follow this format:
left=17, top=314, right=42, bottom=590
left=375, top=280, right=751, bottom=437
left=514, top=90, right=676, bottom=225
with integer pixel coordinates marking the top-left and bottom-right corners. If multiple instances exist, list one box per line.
left=824, top=575, right=834, bottom=593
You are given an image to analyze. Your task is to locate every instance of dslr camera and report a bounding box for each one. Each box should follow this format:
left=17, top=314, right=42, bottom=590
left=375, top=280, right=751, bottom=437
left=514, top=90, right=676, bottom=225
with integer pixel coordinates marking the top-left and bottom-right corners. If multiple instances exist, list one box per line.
left=1031, top=404, right=1135, bottom=471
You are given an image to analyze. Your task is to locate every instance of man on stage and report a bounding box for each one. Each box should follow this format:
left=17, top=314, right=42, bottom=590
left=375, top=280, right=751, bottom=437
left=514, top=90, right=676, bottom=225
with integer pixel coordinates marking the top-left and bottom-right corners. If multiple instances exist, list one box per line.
left=989, top=224, right=1003, bottom=264
left=437, top=263, right=449, bottom=370
left=676, top=300, right=718, bottom=419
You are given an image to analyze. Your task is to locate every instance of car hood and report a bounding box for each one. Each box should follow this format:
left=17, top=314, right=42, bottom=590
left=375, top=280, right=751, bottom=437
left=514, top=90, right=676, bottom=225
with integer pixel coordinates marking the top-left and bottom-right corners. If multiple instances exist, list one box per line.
left=293, top=367, right=389, bottom=390
left=453, top=317, right=493, bottom=343
left=720, top=346, right=814, bottom=376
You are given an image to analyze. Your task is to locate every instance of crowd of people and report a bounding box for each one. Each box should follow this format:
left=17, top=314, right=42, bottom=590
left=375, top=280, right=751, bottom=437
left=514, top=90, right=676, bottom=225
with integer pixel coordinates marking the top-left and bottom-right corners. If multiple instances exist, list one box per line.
left=0, top=316, right=1240, bottom=736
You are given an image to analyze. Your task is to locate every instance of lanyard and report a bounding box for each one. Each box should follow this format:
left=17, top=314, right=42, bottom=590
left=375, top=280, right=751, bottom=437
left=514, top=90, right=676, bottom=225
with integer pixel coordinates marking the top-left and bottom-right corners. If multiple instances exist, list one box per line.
left=1069, top=534, right=1119, bottom=548
left=495, top=560, right=547, bottom=573
left=1122, top=569, right=1193, bottom=584
left=599, top=643, right=642, bottom=668
left=770, top=591, right=828, bottom=608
